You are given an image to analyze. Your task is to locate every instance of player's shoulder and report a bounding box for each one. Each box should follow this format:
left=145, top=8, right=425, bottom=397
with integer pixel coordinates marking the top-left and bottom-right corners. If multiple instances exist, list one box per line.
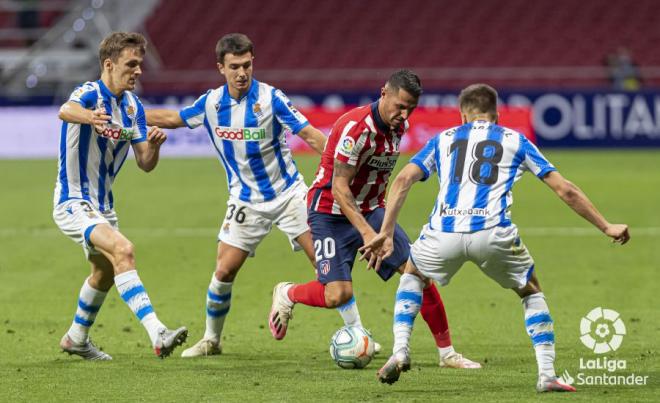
left=265, top=81, right=294, bottom=105
left=334, top=104, right=373, bottom=133
left=492, top=123, right=529, bottom=146
left=437, top=125, right=462, bottom=141
left=123, top=90, right=142, bottom=105
left=70, top=81, right=98, bottom=97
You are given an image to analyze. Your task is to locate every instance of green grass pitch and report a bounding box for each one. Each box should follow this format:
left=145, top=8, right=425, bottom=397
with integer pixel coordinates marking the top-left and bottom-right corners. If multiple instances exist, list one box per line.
left=0, top=150, right=657, bottom=402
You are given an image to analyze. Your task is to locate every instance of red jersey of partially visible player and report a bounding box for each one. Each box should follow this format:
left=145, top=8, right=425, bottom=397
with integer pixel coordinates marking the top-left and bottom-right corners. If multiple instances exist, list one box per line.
left=308, top=101, right=407, bottom=215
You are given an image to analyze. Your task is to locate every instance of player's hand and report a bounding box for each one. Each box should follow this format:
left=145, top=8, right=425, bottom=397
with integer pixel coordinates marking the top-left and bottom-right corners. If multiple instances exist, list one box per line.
left=147, top=126, right=167, bottom=147
left=89, top=107, right=111, bottom=133
left=604, top=223, right=630, bottom=244
left=359, top=232, right=394, bottom=272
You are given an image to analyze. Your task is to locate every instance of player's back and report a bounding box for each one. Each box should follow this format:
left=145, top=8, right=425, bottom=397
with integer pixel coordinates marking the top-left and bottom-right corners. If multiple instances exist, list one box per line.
left=414, top=120, right=555, bottom=233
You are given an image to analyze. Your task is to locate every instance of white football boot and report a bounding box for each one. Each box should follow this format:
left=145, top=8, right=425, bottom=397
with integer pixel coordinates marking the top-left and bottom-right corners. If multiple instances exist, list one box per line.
left=268, top=282, right=294, bottom=340
left=377, top=351, right=411, bottom=385
left=153, top=326, right=188, bottom=358
left=181, top=338, right=222, bottom=357
left=60, top=334, right=112, bottom=361
left=439, top=351, right=482, bottom=369
left=536, top=375, right=576, bottom=392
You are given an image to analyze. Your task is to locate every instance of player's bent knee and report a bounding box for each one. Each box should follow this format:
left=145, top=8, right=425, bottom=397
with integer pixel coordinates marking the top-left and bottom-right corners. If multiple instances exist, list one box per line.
left=113, top=239, right=135, bottom=265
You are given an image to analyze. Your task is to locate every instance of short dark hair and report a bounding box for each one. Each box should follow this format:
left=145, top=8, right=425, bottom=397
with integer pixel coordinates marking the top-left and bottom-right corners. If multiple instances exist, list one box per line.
left=99, top=32, right=146, bottom=66
left=458, top=83, right=498, bottom=118
left=386, top=69, right=422, bottom=98
left=216, top=33, right=254, bottom=63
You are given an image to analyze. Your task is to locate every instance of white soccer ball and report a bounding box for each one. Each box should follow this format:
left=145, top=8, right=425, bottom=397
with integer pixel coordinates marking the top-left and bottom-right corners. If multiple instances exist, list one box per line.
left=329, top=326, right=375, bottom=369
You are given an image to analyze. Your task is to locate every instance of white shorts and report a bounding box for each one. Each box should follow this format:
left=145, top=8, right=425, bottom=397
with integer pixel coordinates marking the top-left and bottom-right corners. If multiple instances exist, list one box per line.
left=53, top=199, right=118, bottom=257
left=409, top=223, right=534, bottom=289
left=218, top=181, right=309, bottom=257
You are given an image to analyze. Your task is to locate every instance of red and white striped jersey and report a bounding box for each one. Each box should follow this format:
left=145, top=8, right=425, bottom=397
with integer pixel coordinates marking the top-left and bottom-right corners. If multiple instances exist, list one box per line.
left=308, top=102, right=407, bottom=215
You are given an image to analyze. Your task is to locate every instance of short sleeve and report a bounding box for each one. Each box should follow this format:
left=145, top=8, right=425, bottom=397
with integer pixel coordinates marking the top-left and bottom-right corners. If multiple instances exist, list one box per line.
left=410, top=135, right=439, bottom=181
left=131, top=100, right=148, bottom=144
left=272, top=88, right=309, bottom=134
left=333, top=119, right=369, bottom=167
left=179, top=90, right=211, bottom=129
left=520, top=136, right=556, bottom=178
left=68, top=83, right=98, bottom=109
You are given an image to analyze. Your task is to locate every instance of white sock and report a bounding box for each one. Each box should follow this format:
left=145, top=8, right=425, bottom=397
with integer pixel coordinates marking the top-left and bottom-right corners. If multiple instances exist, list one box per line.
left=392, top=273, right=424, bottom=357
left=522, top=292, right=556, bottom=378
left=337, top=296, right=362, bottom=327
left=67, top=278, right=107, bottom=344
left=439, top=345, right=456, bottom=360
left=114, top=270, right=165, bottom=346
left=203, top=275, right=233, bottom=344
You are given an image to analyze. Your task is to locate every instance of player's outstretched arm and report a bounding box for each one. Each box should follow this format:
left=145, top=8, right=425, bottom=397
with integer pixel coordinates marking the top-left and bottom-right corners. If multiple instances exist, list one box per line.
left=132, top=127, right=167, bottom=172
left=145, top=109, right=185, bottom=129
left=543, top=171, right=630, bottom=244
left=58, top=101, right=110, bottom=131
left=297, top=125, right=327, bottom=154
left=359, top=163, right=425, bottom=269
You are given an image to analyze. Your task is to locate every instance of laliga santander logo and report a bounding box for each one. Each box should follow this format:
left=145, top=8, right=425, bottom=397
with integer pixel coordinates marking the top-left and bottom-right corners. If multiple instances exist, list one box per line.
left=339, top=137, right=355, bottom=154
left=580, top=307, right=626, bottom=354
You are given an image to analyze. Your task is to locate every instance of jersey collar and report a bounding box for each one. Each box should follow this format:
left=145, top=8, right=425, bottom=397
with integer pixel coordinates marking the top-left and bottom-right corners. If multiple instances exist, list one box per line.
left=370, top=101, right=390, bottom=133
left=97, top=79, right=125, bottom=102
left=225, top=78, right=260, bottom=103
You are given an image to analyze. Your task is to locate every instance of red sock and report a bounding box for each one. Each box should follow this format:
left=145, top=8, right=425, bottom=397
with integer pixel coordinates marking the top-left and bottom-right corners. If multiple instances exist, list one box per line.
left=420, top=283, right=452, bottom=348
left=287, top=280, right=327, bottom=307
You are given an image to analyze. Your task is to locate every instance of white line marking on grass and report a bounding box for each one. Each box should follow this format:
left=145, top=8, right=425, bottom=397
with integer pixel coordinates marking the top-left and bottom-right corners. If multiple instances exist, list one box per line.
left=0, top=227, right=658, bottom=237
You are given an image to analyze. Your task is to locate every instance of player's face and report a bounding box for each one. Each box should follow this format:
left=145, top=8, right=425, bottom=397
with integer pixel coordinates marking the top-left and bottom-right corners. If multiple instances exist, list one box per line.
left=219, top=52, right=253, bottom=97
left=380, top=86, right=418, bottom=128
left=107, top=47, right=143, bottom=93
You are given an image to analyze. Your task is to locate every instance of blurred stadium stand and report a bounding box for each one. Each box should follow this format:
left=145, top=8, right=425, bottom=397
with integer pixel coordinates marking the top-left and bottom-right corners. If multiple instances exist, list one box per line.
left=2, top=0, right=660, bottom=99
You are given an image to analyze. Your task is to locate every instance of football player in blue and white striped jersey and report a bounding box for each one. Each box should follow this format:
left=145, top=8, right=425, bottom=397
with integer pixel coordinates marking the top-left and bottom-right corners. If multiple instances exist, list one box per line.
left=147, top=33, right=377, bottom=357
left=54, top=32, right=187, bottom=360
left=361, top=84, right=629, bottom=391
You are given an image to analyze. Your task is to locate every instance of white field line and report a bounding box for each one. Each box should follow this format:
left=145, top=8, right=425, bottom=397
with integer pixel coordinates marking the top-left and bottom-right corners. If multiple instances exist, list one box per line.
left=0, top=227, right=658, bottom=237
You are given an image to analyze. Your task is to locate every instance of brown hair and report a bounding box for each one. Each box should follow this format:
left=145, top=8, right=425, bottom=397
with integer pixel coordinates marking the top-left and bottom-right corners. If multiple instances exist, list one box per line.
left=99, top=32, right=147, bottom=66
left=215, top=33, right=254, bottom=63
left=458, top=83, right=498, bottom=118
left=386, top=69, right=422, bottom=98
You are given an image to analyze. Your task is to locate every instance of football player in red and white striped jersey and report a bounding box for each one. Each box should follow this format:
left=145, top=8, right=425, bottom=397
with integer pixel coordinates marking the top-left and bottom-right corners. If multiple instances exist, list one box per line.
left=269, top=70, right=480, bottom=369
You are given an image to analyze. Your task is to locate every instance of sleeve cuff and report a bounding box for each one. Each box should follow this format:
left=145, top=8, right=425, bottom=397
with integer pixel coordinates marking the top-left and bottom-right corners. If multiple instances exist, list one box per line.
left=536, top=166, right=557, bottom=179
left=410, top=159, right=430, bottom=181
left=178, top=110, right=194, bottom=129
left=290, top=120, right=309, bottom=135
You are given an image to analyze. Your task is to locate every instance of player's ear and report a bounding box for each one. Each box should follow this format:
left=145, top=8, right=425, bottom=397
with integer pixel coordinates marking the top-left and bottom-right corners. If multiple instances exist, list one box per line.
left=460, top=111, right=467, bottom=124
left=380, top=86, right=387, bottom=98
left=103, top=58, right=113, bottom=72
left=217, top=62, right=225, bottom=76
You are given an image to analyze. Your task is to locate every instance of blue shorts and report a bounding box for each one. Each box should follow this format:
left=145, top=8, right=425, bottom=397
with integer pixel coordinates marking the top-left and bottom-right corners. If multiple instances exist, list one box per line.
left=308, top=208, right=411, bottom=284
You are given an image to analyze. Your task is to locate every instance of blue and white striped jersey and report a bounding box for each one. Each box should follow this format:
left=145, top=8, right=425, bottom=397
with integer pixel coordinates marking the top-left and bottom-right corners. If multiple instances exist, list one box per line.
left=54, top=80, right=147, bottom=211
left=179, top=79, right=309, bottom=203
left=410, top=121, right=556, bottom=233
